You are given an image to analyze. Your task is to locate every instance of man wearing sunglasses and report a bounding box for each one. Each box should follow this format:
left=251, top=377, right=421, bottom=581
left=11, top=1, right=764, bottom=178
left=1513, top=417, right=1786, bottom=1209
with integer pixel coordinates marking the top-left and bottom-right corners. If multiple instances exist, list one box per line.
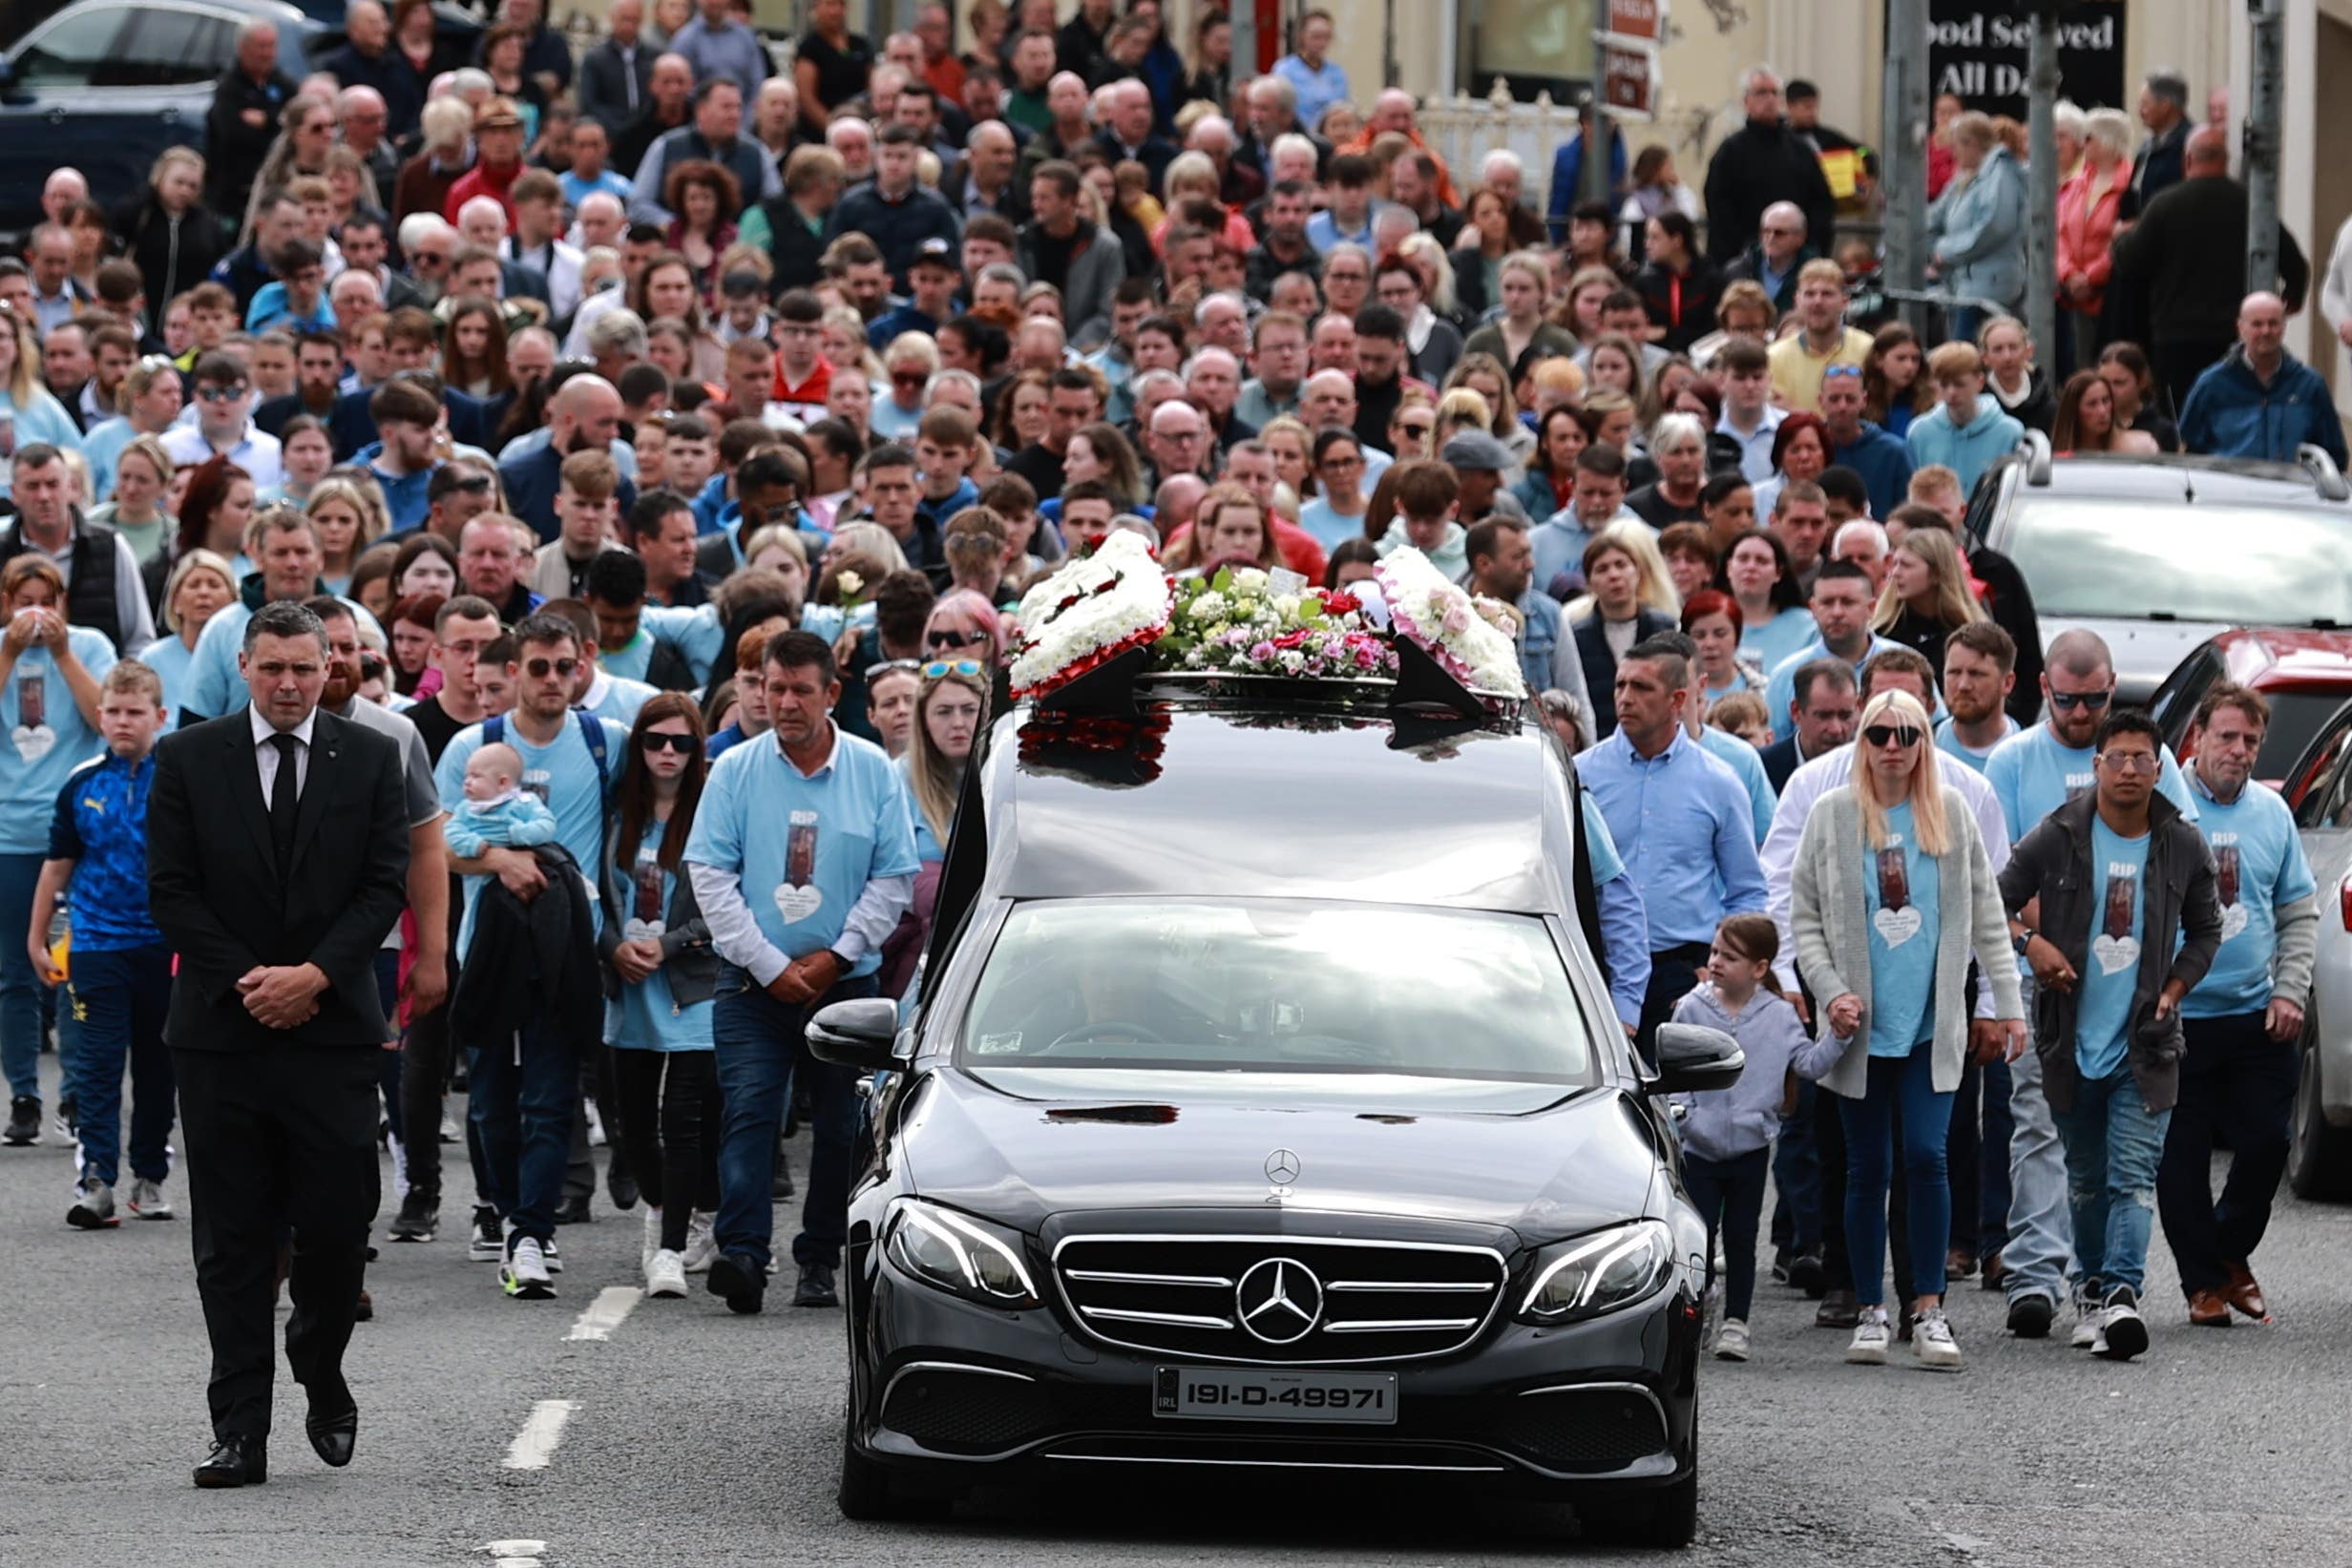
left=433, top=614, right=632, bottom=1298
left=1984, top=629, right=2196, bottom=1346
left=161, top=351, right=283, bottom=492
left=1999, top=708, right=2223, bottom=1361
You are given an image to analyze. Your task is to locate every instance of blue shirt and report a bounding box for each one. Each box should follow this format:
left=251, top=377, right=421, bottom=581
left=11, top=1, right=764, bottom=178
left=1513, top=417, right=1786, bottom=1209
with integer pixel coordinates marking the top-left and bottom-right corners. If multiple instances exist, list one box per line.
left=1528, top=513, right=1595, bottom=599
left=1271, top=53, right=1351, bottom=134
left=137, top=636, right=198, bottom=721
left=1577, top=725, right=1768, bottom=949
left=2075, top=817, right=2150, bottom=1080
left=642, top=603, right=727, bottom=685
left=244, top=283, right=336, bottom=335
left=1933, top=713, right=2019, bottom=775
left=1862, top=800, right=1942, bottom=1057
left=0, top=628, right=117, bottom=853
left=1580, top=793, right=1650, bottom=1030
left=561, top=167, right=633, bottom=209
left=682, top=724, right=918, bottom=979
left=1294, top=497, right=1367, bottom=553
left=180, top=596, right=384, bottom=723
left=1763, top=634, right=1909, bottom=741
left=1739, top=606, right=1817, bottom=676
left=2183, top=776, right=2316, bottom=1018
left=582, top=671, right=659, bottom=726
left=435, top=712, right=629, bottom=958
left=1695, top=723, right=1777, bottom=845
left=1984, top=724, right=2196, bottom=844
left=605, top=815, right=714, bottom=1053
left=46, top=749, right=160, bottom=951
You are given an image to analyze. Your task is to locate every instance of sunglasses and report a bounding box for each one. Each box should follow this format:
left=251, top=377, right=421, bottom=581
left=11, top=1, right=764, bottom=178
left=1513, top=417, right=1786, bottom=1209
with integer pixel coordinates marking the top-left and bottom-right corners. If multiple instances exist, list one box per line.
left=927, top=627, right=986, bottom=650
left=195, top=384, right=248, bottom=402
left=1397, top=420, right=1434, bottom=436
left=2048, top=688, right=2112, bottom=712
left=1861, top=724, right=1922, bottom=749
left=524, top=657, right=580, bottom=679
left=869, top=658, right=925, bottom=679
left=2098, top=750, right=2159, bottom=773
left=640, top=730, right=698, bottom=754
left=923, top=659, right=984, bottom=679
left=1823, top=365, right=1863, bottom=379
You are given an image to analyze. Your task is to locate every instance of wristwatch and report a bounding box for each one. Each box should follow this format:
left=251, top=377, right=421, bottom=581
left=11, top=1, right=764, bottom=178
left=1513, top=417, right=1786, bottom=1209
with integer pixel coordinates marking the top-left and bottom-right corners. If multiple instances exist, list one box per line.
left=2012, top=926, right=2036, bottom=954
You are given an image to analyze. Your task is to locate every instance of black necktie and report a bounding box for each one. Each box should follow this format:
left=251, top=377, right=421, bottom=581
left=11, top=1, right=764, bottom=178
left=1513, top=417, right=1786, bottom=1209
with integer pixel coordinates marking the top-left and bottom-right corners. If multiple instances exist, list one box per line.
left=268, top=732, right=301, bottom=869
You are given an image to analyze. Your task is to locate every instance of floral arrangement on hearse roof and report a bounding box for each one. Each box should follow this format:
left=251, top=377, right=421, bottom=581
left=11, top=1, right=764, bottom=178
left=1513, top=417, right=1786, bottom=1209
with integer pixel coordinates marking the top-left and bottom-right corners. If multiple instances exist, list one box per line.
left=1005, top=532, right=1526, bottom=706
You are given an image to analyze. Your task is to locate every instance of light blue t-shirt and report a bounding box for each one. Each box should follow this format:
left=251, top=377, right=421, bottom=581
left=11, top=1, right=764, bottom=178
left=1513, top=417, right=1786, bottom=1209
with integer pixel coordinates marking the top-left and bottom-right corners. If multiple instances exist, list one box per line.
left=2075, top=818, right=2150, bottom=1080
left=1984, top=724, right=2195, bottom=844
left=1763, top=634, right=1917, bottom=741
left=1696, top=722, right=1777, bottom=845
left=1934, top=713, right=2019, bottom=775
left=1740, top=605, right=1819, bottom=676
left=682, top=725, right=919, bottom=979
left=136, top=636, right=198, bottom=722
left=1295, top=497, right=1367, bottom=554
left=901, top=753, right=947, bottom=865
left=180, top=595, right=387, bottom=722
left=1862, top=801, right=1942, bottom=1057
left=0, top=627, right=117, bottom=853
left=641, top=602, right=727, bottom=685
left=2184, top=780, right=2317, bottom=1019
left=434, top=711, right=630, bottom=959
left=605, top=814, right=715, bottom=1053
left=1580, top=791, right=1625, bottom=885
left=583, top=671, right=659, bottom=726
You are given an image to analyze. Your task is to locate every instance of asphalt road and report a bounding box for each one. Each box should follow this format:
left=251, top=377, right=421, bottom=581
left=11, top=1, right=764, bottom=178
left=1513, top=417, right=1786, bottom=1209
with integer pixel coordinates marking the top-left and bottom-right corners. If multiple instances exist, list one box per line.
left=5, top=1051, right=2350, bottom=1568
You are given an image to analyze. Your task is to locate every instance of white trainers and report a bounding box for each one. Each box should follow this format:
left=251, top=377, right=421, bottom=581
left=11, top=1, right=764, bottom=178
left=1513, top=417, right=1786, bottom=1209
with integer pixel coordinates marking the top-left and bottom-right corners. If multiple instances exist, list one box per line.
left=501, top=1236, right=556, bottom=1299
left=2093, top=1286, right=2149, bottom=1361
left=645, top=1247, right=689, bottom=1298
left=681, top=1210, right=717, bottom=1273
left=1712, top=1318, right=1751, bottom=1361
left=126, top=1178, right=173, bottom=1220
left=1911, top=1307, right=1964, bottom=1371
left=1846, top=1307, right=1892, bottom=1365
left=641, top=1204, right=664, bottom=1274
left=2069, top=1284, right=2103, bottom=1348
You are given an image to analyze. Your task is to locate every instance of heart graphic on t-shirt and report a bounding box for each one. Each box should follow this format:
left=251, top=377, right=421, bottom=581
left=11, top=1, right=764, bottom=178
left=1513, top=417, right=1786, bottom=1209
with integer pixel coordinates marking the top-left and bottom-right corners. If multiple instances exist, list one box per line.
left=623, top=917, right=664, bottom=944
left=10, top=722, right=54, bottom=763
left=775, top=883, right=823, bottom=923
left=1874, top=906, right=1922, bottom=949
left=2090, top=933, right=2140, bottom=976
left=2220, top=903, right=2249, bottom=942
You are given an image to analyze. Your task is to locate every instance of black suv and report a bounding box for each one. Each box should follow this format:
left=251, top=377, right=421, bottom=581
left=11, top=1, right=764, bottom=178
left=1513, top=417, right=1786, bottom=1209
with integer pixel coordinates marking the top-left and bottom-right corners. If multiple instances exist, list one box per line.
left=808, top=670, right=1743, bottom=1549
left=1964, top=433, right=2352, bottom=704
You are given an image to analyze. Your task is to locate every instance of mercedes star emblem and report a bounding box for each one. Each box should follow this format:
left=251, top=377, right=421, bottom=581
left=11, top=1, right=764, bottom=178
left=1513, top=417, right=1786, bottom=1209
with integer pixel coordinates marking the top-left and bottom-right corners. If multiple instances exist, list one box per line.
left=1233, top=1256, right=1323, bottom=1344
left=1265, top=1148, right=1301, bottom=1184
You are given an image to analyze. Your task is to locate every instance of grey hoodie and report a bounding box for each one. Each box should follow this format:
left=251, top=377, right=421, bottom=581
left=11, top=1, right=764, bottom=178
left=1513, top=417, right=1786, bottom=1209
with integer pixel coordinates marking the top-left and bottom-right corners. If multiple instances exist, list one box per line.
left=1668, top=981, right=1846, bottom=1163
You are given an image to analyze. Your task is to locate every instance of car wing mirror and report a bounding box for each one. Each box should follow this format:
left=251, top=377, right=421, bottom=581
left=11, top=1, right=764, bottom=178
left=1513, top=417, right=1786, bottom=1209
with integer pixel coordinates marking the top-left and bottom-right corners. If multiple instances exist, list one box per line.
left=807, top=996, right=905, bottom=1073
left=1650, top=1023, right=1744, bottom=1095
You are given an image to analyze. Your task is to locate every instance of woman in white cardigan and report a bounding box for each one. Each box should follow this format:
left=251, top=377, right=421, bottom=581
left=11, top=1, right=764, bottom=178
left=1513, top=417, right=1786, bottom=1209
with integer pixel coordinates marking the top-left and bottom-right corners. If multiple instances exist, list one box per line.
left=1789, top=690, right=2026, bottom=1372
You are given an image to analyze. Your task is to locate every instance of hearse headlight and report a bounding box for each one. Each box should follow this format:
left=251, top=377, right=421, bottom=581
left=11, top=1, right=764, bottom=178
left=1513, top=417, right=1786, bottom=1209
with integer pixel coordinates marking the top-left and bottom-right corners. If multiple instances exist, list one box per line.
left=883, top=1199, right=1040, bottom=1307
left=1518, top=1221, right=1675, bottom=1324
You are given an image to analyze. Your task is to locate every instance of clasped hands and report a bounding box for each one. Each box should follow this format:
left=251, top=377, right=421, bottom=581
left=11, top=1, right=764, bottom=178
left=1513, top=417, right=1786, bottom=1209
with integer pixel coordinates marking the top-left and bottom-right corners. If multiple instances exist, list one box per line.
left=239, top=963, right=327, bottom=1029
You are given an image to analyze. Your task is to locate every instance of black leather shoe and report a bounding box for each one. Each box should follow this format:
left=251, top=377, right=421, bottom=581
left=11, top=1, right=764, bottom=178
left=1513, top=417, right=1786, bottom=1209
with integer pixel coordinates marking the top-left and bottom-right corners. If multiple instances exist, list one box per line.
left=553, top=1194, right=593, bottom=1225
left=194, top=1435, right=267, bottom=1488
left=794, top=1260, right=839, bottom=1308
left=306, top=1404, right=358, bottom=1469
left=707, top=1252, right=766, bottom=1315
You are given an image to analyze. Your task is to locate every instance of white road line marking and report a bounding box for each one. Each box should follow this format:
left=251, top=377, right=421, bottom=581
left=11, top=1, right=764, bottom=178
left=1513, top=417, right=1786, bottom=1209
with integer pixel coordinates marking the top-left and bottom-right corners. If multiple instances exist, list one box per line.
left=481, top=1545, right=547, bottom=1558
left=565, top=1286, right=641, bottom=1342
left=502, top=1400, right=578, bottom=1470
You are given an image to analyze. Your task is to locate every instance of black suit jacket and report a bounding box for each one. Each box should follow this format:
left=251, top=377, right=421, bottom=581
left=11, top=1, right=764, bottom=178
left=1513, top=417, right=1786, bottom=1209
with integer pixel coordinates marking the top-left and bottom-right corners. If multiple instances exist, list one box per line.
left=147, top=708, right=411, bottom=1052
left=578, top=38, right=656, bottom=135
left=1759, top=734, right=1803, bottom=792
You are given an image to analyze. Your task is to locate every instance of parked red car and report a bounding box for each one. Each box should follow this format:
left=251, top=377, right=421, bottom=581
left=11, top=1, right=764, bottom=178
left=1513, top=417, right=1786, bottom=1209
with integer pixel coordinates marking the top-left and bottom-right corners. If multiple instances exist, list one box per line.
left=2152, top=628, right=2352, bottom=786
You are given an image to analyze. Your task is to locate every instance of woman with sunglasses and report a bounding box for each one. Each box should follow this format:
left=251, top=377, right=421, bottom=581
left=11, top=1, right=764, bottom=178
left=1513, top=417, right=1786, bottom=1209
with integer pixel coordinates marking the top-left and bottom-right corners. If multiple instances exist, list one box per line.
left=603, top=694, right=722, bottom=1300
left=1789, top=689, right=2025, bottom=1371
left=921, top=590, right=1004, bottom=670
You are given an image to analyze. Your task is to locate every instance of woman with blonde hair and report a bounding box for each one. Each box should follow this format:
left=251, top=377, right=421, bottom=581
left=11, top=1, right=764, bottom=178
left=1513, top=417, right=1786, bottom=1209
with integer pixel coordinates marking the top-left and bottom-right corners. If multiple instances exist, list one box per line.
left=2056, top=105, right=2134, bottom=372
left=1789, top=687, right=2024, bottom=1371
left=1924, top=110, right=2026, bottom=342
left=1176, top=483, right=1280, bottom=574
left=0, top=312, right=80, bottom=498
left=1461, top=250, right=1580, bottom=387
left=1870, top=522, right=1984, bottom=678
left=305, top=476, right=388, bottom=596
left=138, top=548, right=238, bottom=718
left=896, top=659, right=989, bottom=956
left=1565, top=517, right=1681, bottom=623
left=88, top=436, right=175, bottom=565
left=1258, top=415, right=1313, bottom=500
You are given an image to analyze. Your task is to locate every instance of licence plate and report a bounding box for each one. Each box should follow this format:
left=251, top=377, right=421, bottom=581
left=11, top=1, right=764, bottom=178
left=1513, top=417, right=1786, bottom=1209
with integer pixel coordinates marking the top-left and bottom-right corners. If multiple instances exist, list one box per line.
left=1153, top=1366, right=1397, bottom=1424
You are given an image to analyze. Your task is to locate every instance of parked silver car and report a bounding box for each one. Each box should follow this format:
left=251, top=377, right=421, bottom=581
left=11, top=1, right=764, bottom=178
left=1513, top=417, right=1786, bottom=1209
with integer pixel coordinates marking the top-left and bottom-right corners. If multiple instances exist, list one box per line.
left=2279, top=700, right=2352, bottom=1197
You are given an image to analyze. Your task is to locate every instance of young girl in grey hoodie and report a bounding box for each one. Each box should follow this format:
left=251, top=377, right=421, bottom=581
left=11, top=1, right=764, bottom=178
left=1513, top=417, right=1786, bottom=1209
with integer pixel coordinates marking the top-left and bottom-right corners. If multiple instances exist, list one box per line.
left=1670, top=912, right=1845, bottom=1360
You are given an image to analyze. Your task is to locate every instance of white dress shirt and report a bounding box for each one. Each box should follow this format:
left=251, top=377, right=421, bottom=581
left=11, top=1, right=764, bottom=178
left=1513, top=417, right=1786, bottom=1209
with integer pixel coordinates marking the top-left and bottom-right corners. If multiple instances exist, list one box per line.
left=1760, top=744, right=2008, bottom=1005
left=251, top=703, right=317, bottom=802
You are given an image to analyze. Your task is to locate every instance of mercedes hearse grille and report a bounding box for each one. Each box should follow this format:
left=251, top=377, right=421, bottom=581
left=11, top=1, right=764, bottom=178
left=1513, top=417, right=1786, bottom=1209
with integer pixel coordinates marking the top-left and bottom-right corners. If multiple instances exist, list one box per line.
left=1054, top=1234, right=1507, bottom=1364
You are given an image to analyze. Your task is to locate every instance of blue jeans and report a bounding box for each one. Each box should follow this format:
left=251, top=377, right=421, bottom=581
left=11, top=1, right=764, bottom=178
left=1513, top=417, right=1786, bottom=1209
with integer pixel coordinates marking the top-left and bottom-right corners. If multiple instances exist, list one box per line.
left=2052, top=1061, right=2173, bottom=1298
left=0, top=850, right=49, bottom=1099
left=712, top=968, right=877, bottom=1272
left=1685, top=1145, right=1770, bottom=1319
left=66, top=946, right=175, bottom=1186
left=2005, top=971, right=2078, bottom=1304
left=1769, top=1080, right=1821, bottom=1256
left=1838, top=1042, right=1956, bottom=1307
left=467, top=1015, right=578, bottom=1246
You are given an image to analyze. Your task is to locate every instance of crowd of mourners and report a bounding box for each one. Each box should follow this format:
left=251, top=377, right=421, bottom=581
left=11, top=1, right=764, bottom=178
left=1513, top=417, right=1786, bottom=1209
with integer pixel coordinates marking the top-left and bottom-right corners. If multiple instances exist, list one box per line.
left=0, top=0, right=2330, bottom=1354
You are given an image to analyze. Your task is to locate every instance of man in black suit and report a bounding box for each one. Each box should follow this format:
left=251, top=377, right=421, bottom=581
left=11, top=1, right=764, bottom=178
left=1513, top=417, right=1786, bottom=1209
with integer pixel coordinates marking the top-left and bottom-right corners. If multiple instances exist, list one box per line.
left=578, top=0, right=657, bottom=136
left=146, top=600, right=411, bottom=1490
left=1759, top=658, right=1857, bottom=791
